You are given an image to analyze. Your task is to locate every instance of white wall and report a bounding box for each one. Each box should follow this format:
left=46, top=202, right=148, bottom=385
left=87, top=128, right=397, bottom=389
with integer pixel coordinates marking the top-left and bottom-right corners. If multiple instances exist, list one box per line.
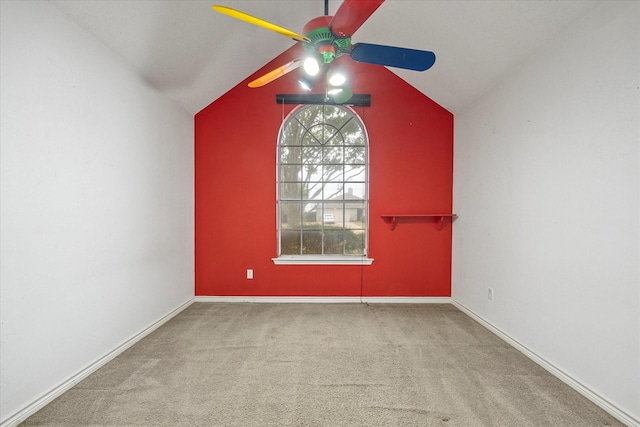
left=453, top=1, right=639, bottom=424
left=0, top=1, right=194, bottom=423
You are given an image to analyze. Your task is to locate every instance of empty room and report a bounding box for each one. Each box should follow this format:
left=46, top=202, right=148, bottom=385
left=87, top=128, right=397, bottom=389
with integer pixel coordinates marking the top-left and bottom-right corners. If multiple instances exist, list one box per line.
left=0, top=0, right=638, bottom=426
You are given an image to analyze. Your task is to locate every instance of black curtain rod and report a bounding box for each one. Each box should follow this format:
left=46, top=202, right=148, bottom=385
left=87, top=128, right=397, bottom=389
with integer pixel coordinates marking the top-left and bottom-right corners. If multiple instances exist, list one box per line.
left=276, top=94, right=371, bottom=106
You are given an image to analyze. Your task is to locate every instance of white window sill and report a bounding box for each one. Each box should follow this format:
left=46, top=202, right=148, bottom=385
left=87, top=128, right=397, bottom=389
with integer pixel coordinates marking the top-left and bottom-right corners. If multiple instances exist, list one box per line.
left=272, top=255, right=374, bottom=265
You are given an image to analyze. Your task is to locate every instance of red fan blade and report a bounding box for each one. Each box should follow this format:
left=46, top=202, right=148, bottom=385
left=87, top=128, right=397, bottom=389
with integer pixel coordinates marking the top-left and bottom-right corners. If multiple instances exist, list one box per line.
left=329, top=0, right=384, bottom=37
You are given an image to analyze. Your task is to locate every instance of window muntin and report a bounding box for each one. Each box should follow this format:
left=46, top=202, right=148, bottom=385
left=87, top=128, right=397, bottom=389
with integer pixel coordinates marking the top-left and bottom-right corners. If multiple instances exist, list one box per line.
left=277, top=105, right=368, bottom=257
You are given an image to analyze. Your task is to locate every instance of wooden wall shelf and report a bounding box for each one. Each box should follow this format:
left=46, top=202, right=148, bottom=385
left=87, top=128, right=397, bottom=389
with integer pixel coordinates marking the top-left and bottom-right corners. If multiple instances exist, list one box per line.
left=380, top=214, right=458, bottom=231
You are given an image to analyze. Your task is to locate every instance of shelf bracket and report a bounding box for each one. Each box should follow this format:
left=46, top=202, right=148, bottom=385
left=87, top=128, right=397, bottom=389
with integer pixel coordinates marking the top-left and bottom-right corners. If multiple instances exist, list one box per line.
left=390, top=216, right=397, bottom=231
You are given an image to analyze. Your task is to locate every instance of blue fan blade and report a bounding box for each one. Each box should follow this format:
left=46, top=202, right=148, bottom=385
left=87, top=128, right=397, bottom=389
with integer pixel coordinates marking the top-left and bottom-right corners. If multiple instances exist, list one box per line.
left=350, top=43, right=436, bottom=71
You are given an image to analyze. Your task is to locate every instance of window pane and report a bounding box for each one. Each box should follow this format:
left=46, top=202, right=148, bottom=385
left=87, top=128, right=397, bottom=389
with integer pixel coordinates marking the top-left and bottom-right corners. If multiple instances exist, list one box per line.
left=323, top=147, right=343, bottom=164
left=302, top=147, right=322, bottom=164
left=344, top=202, right=366, bottom=226
left=344, top=183, right=365, bottom=200
left=302, top=165, right=321, bottom=181
left=324, top=229, right=345, bottom=254
left=323, top=183, right=343, bottom=200
left=280, top=182, right=302, bottom=200
left=327, top=110, right=349, bottom=130
left=299, top=107, right=325, bottom=129
left=322, top=164, right=343, bottom=182
left=344, top=147, right=366, bottom=164
left=302, top=230, right=323, bottom=254
left=304, top=182, right=323, bottom=201
left=281, top=229, right=301, bottom=254
left=302, top=202, right=321, bottom=228
left=280, top=128, right=299, bottom=146
left=324, top=205, right=344, bottom=226
left=280, top=165, right=301, bottom=181
left=341, top=120, right=366, bottom=145
left=280, top=146, right=301, bottom=163
left=344, top=165, right=365, bottom=182
left=344, top=229, right=365, bottom=254
left=280, top=203, right=302, bottom=228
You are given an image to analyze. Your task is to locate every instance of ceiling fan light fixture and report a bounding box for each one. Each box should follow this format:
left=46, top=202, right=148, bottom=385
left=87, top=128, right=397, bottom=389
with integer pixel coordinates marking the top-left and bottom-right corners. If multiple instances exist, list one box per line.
left=303, top=56, right=320, bottom=76
left=330, top=82, right=353, bottom=104
left=328, top=71, right=346, bottom=87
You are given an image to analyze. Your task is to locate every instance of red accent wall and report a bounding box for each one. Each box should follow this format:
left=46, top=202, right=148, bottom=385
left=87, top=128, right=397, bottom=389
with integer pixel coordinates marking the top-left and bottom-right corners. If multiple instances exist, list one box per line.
left=195, top=45, right=453, bottom=297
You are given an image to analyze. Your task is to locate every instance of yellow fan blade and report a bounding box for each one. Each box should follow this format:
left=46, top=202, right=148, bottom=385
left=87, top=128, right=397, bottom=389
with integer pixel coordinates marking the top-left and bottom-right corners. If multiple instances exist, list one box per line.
left=248, top=59, right=303, bottom=88
left=213, top=5, right=310, bottom=43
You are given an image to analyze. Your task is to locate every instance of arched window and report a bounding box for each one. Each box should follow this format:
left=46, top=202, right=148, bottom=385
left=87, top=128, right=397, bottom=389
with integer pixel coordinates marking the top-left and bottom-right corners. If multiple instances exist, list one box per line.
left=274, top=104, right=372, bottom=265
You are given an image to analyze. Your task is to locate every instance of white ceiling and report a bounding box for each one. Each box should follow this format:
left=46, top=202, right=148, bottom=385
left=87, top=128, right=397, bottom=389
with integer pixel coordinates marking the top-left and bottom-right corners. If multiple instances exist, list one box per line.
left=50, top=0, right=603, bottom=115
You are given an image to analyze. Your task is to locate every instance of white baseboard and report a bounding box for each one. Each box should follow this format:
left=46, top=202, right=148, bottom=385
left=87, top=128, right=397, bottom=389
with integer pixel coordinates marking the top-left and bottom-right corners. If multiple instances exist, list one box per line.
left=0, top=298, right=194, bottom=427
left=194, top=296, right=452, bottom=304
left=451, top=299, right=639, bottom=427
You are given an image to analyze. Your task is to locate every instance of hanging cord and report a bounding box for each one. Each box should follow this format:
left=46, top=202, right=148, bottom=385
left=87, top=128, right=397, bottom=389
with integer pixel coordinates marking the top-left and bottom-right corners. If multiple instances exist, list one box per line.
left=360, top=256, right=366, bottom=305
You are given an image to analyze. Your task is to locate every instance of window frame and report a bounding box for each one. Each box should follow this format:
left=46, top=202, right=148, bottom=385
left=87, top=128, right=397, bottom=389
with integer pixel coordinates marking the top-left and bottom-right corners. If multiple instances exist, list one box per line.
left=273, top=104, right=373, bottom=266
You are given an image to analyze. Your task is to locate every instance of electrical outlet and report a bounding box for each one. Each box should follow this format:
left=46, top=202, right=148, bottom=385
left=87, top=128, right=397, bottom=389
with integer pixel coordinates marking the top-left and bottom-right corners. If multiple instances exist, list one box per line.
left=246, top=269, right=253, bottom=279
left=488, top=287, right=494, bottom=300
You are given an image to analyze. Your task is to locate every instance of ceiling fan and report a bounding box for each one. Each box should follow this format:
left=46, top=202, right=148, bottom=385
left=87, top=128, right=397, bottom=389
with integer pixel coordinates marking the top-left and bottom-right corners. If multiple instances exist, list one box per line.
left=213, top=0, right=436, bottom=102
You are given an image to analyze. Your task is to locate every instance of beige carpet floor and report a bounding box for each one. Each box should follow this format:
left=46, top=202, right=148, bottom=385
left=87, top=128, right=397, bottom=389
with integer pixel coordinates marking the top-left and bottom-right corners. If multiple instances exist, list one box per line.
left=21, top=303, right=623, bottom=426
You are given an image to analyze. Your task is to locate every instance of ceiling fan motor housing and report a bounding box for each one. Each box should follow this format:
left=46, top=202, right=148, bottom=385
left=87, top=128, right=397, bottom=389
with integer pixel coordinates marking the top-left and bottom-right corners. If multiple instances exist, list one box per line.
left=303, top=16, right=351, bottom=64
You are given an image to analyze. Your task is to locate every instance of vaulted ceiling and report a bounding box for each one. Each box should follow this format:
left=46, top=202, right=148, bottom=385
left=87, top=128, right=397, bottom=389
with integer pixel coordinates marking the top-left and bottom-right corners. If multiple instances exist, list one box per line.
left=50, top=0, right=603, bottom=115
